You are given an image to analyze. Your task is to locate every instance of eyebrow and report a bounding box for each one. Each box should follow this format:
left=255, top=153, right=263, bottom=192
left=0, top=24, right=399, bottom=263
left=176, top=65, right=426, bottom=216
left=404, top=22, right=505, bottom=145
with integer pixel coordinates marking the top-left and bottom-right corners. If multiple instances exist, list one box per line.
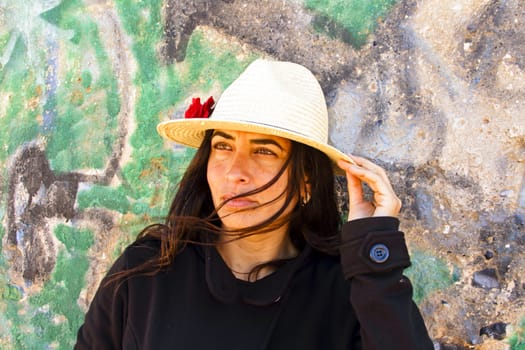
left=211, top=130, right=285, bottom=151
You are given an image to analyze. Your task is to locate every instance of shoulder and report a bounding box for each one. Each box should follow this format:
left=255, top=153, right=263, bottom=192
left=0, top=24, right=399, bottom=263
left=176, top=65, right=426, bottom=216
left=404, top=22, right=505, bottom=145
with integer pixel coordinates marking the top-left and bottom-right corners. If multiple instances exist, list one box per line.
left=289, top=249, right=352, bottom=315
left=98, top=237, right=161, bottom=279
left=117, top=236, right=202, bottom=272
left=300, top=249, right=348, bottom=290
left=119, top=236, right=162, bottom=267
left=309, top=249, right=342, bottom=271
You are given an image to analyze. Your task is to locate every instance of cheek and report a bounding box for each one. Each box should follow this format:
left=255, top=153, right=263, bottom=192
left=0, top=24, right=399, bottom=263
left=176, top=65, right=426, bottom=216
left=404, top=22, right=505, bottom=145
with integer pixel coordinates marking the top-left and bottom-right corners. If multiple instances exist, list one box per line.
left=268, top=172, right=291, bottom=200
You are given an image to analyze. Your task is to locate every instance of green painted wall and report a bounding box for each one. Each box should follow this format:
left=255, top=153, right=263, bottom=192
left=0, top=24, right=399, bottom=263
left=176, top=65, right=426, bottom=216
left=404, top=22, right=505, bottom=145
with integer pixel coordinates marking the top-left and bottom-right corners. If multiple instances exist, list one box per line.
left=0, top=0, right=523, bottom=348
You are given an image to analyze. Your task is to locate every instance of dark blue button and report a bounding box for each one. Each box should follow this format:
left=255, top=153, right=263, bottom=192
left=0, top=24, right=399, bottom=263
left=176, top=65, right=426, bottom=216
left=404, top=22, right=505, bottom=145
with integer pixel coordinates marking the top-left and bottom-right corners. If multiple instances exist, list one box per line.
left=369, top=244, right=389, bottom=263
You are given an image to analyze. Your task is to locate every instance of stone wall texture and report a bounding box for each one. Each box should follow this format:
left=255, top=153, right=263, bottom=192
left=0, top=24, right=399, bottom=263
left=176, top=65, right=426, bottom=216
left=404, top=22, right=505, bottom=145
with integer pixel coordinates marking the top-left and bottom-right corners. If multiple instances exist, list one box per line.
left=0, top=0, right=524, bottom=349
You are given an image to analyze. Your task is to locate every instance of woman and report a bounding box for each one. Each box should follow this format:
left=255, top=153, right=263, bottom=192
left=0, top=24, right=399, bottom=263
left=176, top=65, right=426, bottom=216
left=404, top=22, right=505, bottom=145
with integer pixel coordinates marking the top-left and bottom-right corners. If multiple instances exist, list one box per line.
left=76, top=59, right=433, bottom=349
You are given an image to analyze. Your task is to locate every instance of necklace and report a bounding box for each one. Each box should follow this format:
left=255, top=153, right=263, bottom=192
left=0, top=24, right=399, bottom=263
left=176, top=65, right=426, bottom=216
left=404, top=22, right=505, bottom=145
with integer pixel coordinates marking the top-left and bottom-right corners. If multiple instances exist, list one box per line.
left=224, top=263, right=252, bottom=276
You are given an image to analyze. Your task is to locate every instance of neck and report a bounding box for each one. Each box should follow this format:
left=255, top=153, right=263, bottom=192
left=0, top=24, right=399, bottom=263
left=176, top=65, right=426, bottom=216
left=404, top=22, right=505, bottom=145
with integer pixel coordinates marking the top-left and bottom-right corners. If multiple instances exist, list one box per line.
left=217, top=226, right=298, bottom=281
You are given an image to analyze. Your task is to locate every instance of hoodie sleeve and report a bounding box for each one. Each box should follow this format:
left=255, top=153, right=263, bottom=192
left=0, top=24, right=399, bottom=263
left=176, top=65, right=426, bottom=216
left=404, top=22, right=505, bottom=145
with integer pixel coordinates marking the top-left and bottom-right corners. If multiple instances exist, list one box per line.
left=339, top=217, right=434, bottom=350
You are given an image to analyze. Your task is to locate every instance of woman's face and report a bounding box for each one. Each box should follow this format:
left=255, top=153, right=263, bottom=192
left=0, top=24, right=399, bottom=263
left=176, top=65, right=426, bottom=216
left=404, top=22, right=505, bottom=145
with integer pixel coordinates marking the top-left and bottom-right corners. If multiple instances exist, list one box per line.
left=207, top=129, right=294, bottom=231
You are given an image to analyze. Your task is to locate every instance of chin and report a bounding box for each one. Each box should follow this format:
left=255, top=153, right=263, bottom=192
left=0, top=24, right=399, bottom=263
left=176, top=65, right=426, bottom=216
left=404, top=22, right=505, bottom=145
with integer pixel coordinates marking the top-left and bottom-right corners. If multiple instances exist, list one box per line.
left=220, top=218, right=260, bottom=232
left=218, top=211, right=266, bottom=232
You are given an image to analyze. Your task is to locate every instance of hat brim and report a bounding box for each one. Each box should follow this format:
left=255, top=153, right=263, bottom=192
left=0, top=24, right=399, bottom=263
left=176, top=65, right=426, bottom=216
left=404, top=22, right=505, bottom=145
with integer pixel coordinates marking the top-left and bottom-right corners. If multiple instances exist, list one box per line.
left=157, top=118, right=352, bottom=175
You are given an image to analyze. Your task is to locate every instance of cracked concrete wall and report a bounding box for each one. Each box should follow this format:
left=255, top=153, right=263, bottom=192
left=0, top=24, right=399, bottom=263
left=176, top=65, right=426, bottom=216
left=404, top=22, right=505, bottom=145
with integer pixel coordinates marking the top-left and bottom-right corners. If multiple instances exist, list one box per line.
left=0, top=0, right=523, bottom=349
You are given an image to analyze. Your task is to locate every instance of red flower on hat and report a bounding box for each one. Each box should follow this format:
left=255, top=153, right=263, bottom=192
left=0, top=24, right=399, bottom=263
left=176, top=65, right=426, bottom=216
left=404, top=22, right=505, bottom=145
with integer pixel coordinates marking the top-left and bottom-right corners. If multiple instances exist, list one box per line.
left=184, top=96, right=215, bottom=118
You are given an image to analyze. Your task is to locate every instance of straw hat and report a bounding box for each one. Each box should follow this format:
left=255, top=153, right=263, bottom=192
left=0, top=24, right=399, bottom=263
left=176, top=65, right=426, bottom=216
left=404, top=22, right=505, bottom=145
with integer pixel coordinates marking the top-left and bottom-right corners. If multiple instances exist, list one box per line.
left=157, top=59, right=351, bottom=172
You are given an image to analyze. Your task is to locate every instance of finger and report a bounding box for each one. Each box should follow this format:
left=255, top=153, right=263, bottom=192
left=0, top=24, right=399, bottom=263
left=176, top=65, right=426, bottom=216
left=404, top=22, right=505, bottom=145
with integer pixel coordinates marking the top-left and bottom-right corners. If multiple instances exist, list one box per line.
left=337, top=159, right=364, bottom=203
left=338, top=156, right=397, bottom=200
left=346, top=169, right=365, bottom=205
left=340, top=156, right=401, bottom=217
left=347, top=156, right=396, bottom=192
left=337, top=159, right=376, bottom=219
left=343, top=162, right=391, bottom=196
left=348, top=155, right=391, bottom=184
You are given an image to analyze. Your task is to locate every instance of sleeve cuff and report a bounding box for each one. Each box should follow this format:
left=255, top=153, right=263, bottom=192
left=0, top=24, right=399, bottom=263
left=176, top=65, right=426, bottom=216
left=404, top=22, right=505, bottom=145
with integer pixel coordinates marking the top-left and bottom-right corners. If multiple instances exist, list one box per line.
left=339, top=217, right=411, bottom=279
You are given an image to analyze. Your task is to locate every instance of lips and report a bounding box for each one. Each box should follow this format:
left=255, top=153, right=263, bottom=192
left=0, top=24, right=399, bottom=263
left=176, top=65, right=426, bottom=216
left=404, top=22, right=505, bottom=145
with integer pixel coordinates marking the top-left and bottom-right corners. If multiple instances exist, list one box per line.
left=221, top=194, right=258, bottom=209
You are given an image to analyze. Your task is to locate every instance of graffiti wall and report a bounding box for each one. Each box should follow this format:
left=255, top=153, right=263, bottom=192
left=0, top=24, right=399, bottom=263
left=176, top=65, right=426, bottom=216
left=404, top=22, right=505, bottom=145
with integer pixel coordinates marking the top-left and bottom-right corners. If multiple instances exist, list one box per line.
left=0, top=0, right=523, bottom=348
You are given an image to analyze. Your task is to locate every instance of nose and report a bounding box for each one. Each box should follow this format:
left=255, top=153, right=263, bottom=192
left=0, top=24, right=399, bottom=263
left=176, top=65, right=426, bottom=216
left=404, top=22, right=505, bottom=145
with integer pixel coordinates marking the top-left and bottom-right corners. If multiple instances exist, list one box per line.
left=225, top=151, right=250, bottom=184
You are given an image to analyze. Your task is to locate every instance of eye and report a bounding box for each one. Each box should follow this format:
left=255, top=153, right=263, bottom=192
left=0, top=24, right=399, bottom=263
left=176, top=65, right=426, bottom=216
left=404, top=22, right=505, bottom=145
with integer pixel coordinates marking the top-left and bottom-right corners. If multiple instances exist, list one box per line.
left=254, top=147, right=277, bottom=156
left=212, top=142, right=232, bottom=151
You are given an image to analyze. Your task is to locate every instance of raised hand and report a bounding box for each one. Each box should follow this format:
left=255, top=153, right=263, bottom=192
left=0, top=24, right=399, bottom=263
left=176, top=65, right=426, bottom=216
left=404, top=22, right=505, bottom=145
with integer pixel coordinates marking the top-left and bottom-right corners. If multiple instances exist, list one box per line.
left=337, top=156, right=402, bottom=221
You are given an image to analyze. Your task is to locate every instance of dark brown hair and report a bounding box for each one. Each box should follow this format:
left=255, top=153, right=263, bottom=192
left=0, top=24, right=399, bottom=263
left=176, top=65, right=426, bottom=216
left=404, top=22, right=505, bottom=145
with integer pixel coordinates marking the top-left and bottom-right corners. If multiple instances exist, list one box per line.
left=109, top=129, right=341, bottom=282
